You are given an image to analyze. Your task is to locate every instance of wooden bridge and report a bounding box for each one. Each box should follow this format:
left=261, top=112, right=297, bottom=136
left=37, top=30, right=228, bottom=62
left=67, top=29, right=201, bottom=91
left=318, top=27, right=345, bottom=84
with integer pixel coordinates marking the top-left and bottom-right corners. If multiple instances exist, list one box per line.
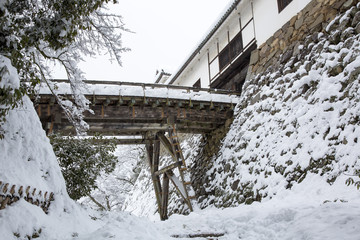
left=34, top=80, right=240, bottom=220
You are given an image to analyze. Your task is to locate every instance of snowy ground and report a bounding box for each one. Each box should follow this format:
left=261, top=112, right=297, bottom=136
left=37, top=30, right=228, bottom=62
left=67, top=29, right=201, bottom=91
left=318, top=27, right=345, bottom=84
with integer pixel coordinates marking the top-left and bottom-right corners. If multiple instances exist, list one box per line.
left=160, top=174, right=360, bottom=240
left=4, top=176, right=358, bottom=240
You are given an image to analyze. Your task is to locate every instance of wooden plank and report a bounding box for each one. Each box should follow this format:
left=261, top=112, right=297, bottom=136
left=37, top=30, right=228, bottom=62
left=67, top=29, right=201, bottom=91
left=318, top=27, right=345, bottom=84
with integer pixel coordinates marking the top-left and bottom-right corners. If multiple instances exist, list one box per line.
left=153, top=137, right=160, bottom=170
left=145, top=143, right=163, bottom=220
left=161, top=173, right=170, bottom=221
left=171, top=233, right=225, bottom=238
left=158, top=133, right=176, bottom=160
left=155, top=161, right=182, bottom=176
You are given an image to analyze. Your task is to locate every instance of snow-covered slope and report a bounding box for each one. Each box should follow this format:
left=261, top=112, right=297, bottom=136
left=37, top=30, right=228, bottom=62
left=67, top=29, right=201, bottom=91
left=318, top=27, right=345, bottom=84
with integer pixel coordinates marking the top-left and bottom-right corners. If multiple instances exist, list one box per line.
left=0, top=58, right=168, bottom=240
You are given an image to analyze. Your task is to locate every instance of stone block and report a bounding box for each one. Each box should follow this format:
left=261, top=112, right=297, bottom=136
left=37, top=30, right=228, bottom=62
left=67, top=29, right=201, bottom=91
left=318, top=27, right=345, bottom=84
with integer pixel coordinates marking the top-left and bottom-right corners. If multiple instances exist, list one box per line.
left=280, top=49, right=293, bottom=64
left=352, top=11, right=360, bottom=27
left=339, top=15, right=351, bottom=30
left=259, top=42, right=267, bottom=49
left=309, top=13, right=325, bottom=29
left=266, top=36, right=274, bottom=46
left=290, top=15, right=297, bottom=27
left=341, top=0, right=355, bottom=11
left=332, top=0, right=348, bottom=10
left=356, top=22, right=360, bottom=34
left=255, top=66, right=264, bottom=76
left=267, top=49, right=278, bottom=61
left=249, top=49, right=259, bottom=66
left=292, top=42, right=302, bottom=57
left=295, top=16, right=304, bottom=30
left=304, top=15, right=315, bottom=25
left=341, top=27, right=355, bottom=40
left=309, top=3, right=322, bottom=16
left=302, top=1, right=314, bottom=15
left=274, top=28, right=283, bottom=38
left=281, top=22, right=291, bottom=33
left=325, top=9, right=339, bottom=22
left=279, top=39, right=287, bottom=51
left=259, top=44, right=270, bottom=58
left=285, top=26, right=294, bottom=40
left=250, top=93, right=261, bottom=105
left=270, top=38, right=279, bottom=48
left=251, top=63, right=258, bottom=74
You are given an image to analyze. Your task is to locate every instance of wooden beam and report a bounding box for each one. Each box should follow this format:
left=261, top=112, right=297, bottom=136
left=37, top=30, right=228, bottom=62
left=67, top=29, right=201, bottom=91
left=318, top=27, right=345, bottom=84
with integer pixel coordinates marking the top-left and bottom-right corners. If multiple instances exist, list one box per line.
left=158, top=133, right=176, bottom=160
left=153, top=137, right=160, bottom=170
left=161, top=173, right=170, bottom=220
left=145, top=143, right=163, bottom=220
left=154, top=161, right=182, bottom=176
left=145, top=140, right=169, bottom=221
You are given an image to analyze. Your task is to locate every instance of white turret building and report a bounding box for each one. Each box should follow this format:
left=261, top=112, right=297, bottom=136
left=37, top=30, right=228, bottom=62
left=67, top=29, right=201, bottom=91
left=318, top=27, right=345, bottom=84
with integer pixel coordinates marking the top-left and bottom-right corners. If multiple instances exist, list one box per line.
left=168, top=0, right=312, bottom=91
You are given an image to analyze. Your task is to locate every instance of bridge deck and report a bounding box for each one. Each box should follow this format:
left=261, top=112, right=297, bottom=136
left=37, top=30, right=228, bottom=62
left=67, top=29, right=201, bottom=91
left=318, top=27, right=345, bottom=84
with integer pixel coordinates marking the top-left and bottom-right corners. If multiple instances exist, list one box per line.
left=35, top=80, right=240, bottom=135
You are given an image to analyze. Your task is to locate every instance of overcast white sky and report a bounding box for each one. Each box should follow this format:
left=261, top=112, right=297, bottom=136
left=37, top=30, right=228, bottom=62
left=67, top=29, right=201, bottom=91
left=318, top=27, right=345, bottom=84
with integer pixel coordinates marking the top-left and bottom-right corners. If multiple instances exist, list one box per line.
left=54, top=0, right=232, bottom=83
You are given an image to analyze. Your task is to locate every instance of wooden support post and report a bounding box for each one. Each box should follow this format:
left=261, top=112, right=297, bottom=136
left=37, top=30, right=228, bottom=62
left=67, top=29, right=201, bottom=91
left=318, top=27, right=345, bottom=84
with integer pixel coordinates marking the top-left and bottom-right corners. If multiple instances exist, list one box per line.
left=47, top=104, right=51, bottom=116
left=145, top=136, right=165, bottom=220
left=161, top=173, right=170, bottom=220
left=48, top=118, right=54, bottom=135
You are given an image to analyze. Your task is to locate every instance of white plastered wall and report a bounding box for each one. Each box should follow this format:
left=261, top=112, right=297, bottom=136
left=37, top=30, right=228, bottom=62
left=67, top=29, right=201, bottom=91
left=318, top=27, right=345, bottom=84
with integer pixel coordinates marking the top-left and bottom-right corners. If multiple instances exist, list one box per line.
left=252, top=0, right=312, bottom=45
left=172, top=0, right=313, bottom=87
left=174, top=54, right=209, bottom=88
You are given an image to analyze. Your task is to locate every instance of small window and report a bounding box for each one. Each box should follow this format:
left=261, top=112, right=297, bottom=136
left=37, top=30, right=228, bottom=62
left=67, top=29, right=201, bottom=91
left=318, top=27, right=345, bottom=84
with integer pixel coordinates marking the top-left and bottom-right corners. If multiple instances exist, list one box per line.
left=193, top=79, right=201, bottom=88
left=219, top=46, right=230, bottom=70
left=229, top=32, right=243, bottom=60
left=277, top=0, right=293, bottom=13
left=219, top=31, right=243, bottom=70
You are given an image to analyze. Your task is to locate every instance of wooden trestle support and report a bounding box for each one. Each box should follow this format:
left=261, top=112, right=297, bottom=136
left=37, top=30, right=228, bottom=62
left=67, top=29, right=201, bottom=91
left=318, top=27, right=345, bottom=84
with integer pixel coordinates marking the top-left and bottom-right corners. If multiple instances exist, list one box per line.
left=145, top=124, right=194, bottom=220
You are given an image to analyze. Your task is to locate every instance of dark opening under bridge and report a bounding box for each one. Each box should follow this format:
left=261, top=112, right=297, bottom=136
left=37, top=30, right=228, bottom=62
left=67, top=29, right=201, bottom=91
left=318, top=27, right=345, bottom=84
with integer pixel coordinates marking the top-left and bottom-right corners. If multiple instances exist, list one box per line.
left=34, top=80, right=240, bottom=220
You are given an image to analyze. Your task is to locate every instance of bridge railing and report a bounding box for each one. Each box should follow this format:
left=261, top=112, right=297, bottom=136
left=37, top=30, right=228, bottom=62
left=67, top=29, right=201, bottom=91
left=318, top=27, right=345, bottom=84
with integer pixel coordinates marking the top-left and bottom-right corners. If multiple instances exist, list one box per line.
left=48, top=79, right=241, bottom=95
left=37, top=79, right=241, bottom=104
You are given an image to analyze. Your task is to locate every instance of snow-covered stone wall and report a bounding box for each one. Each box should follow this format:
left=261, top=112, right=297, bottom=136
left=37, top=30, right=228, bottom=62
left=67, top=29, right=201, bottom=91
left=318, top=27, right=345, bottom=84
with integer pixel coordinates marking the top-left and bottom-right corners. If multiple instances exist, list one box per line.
left=192, top=1, right=360, bottom=209
left=249, top=0, right=355, bottom=78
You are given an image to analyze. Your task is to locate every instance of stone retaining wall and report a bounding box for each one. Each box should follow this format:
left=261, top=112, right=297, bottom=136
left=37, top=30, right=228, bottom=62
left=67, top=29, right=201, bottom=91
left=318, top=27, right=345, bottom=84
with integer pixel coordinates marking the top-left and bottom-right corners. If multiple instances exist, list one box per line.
left=190, top=119, right=233, bottom=206
left=248, top=0, right=358, bottom=80
left=190, top=0, right=360, bottom=209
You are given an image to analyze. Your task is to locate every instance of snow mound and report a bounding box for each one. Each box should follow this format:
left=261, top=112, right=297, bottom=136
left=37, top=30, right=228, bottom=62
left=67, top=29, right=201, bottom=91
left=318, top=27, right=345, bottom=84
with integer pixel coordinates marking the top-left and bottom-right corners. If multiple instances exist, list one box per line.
left=0, top=87, right=168, bottom=239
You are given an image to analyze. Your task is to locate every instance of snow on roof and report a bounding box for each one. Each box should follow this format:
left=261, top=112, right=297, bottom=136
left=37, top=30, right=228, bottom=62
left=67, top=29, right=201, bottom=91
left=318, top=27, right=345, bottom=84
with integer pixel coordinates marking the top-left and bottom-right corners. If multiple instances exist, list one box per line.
left=154, top=69, right=171, bottom=84
left=168, top=0, right=242, bottom=84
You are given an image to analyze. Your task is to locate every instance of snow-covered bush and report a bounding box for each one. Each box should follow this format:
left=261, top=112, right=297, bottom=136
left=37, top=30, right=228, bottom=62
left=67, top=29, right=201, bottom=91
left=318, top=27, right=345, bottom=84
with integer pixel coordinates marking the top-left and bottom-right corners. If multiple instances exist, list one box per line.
left=49, top=134, right=118, bottom=201
left=80, top=145, right=144, bottom=211
left=0, top=0, right=129, bottom=135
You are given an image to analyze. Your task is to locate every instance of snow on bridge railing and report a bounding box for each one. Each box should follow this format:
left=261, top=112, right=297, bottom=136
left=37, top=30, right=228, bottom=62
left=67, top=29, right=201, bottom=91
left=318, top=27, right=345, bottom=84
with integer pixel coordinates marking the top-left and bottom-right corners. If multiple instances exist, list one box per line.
left=37, top=79, right=241, bottom=104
